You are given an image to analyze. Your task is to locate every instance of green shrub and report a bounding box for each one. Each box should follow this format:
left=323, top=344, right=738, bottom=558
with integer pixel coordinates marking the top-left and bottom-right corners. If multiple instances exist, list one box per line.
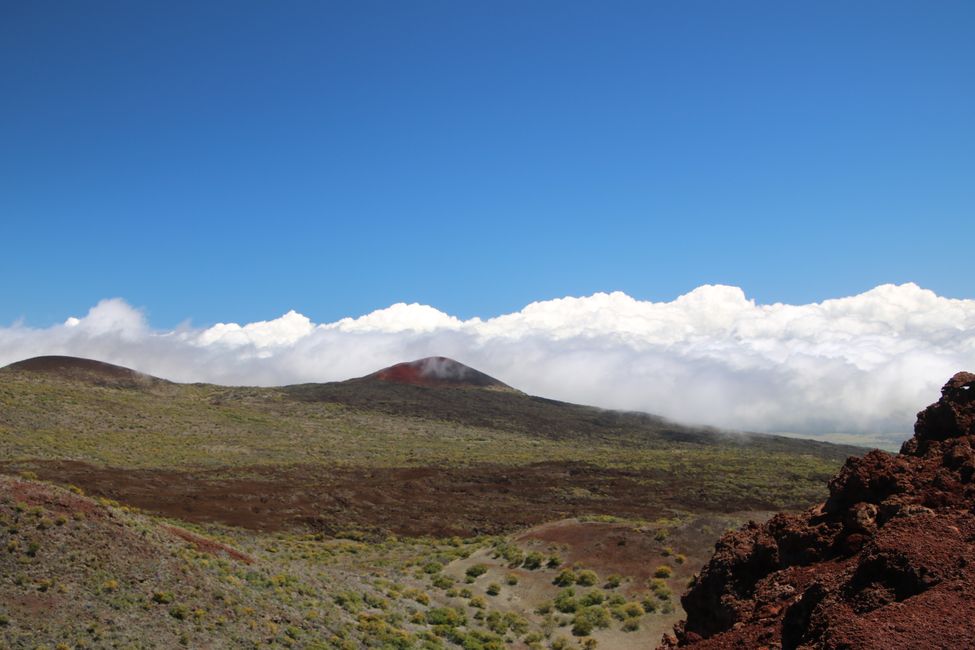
left=604, top=574, right=621, bottom=589
left=465, top=564, right=488, bottom=579
left=553, top=588, right=577, bottom=614
left=426, top=607, right=466, bottom=627
left=492, top=542, right=525, bottom=567
left=432, top=574, right=455, bottom=590
left=152, top=592, right=175, bottom=604
left=522, top=551, right=544, bottom=570
left=576, top=570, right=598, bottom=587
left=622, top=601, right=644, bottom=618
left=571, top=606, right=610, bottom=636
left=579, top=590, right=605, bottom=607
left=653, top=565, right=672, bottom=579
left=553, top=569, right=577, bottom=587
left=550, top=636, right=570, bottom=649
left=486, top=583, right=500, bottom=596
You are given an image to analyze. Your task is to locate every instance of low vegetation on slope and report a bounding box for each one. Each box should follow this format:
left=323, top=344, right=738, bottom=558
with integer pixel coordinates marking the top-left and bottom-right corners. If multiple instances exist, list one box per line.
left=0, top=356, right=871, bottom=649
left=0, top=358, right=861, bottom=521
left=0, top=474, right=754, bottom=649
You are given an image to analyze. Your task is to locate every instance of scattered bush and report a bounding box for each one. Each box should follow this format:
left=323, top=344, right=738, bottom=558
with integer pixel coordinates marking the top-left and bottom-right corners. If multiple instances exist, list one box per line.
left=553, top=569, right=577, bottom=587
left=432, top=574, right=455, bottom=590
left=553, top=588, right=577, bottom=614
left=653, top=565, right=672, bottom=579
left=576, top=570, right=598, bottom=587
left=426, top=607, right=466, bottom=627
left=571, top=606, right=610, bottom=636
left=621, top=601, right=644, bottom=618
left=465, top=564, right=488, bottom=580
left=152, top=592, right=175, bottom=604
left=579, top=590, right=605, bottom=607
left=522, top=551, right=545, bottom=570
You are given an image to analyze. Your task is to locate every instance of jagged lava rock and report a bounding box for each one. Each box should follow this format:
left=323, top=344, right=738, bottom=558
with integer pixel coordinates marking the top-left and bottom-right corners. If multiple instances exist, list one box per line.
left=663, top=372, right=975, bottom=650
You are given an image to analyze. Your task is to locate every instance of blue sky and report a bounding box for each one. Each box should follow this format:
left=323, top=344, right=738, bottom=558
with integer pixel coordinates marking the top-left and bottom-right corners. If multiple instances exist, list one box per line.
left=2, top=1, right=973, bottom=328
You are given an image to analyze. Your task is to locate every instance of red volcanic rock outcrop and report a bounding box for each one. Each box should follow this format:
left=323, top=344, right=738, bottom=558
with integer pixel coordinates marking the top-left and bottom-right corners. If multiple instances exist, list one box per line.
left=663, top=372, right=975, bottom=649
left=366, top=356, right=512, bottom=390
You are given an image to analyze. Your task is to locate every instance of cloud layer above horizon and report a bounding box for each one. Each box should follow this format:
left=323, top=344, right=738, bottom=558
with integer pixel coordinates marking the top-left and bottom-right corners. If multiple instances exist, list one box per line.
left=3, top=283, right=974, bottom=445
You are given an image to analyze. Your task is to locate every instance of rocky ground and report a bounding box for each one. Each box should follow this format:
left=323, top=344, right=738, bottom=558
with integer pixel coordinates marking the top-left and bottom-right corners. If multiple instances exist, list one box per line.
left=664, top=371, right=975, bottom=649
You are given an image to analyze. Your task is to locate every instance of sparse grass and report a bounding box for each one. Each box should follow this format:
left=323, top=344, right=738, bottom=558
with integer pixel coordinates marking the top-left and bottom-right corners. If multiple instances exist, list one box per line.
left=0, top=367, right=863, bottom=649
left=0, top=370, right=856, bottom=512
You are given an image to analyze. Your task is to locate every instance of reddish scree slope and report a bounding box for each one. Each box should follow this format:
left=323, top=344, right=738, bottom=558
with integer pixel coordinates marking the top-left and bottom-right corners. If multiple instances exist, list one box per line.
left=663, top=372, right=975, bottom=650
left=367, top=356, right=511, bottom=389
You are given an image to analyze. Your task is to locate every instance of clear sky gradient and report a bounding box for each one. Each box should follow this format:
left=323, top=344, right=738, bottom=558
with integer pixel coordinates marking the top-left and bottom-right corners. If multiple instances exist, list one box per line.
left=2, top=1, right=973, bottom=327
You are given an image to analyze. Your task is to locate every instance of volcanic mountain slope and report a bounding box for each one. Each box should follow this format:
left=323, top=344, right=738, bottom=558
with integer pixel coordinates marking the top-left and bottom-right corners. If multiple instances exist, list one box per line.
left=287, top=357, right=857, bottom=455
left=4, top=354, right=166, bottom=388
left=0, top=355, right=863, bottom=534
left=366, top=356, right=514, bottom=390
left=0, top=355, right=872, bottom=649
left=664, top=372, right=975, bottom=649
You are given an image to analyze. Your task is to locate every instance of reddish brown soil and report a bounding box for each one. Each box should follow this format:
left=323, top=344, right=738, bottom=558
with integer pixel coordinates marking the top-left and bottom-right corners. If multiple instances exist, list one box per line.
left=9, top=477, right=103, bottom=519
left=664, top=372, right=975, bottom=649
left=516, top=515, right=763, bottom=596
left=367, top=356, right=511, bottom=389
left=161, top=525, right=254, bottom=563
left=0, top=461, right=749, bottom=538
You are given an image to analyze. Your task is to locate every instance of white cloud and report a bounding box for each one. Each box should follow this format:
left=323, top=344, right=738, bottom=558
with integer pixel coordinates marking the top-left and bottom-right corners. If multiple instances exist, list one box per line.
left=2, top=283, right=973, bottom=444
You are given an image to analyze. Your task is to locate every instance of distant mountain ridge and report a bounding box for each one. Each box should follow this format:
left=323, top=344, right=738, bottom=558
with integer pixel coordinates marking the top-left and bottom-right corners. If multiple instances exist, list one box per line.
left=2, top=354, right=866, bottom=460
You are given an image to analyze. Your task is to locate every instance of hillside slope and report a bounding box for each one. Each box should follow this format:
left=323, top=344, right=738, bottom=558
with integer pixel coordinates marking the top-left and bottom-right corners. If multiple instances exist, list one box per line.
left=0, top=355, right=863, bottom=534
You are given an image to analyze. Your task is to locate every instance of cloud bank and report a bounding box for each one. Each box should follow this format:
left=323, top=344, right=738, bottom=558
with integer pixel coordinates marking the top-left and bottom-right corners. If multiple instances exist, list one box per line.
left=3, top=283, right=974, bottom=445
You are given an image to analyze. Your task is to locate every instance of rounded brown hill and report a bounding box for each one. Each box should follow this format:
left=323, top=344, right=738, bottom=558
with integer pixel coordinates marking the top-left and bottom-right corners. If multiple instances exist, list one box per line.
left=3, top=355, right=165, bottom=387
left=365, top=356, right=512, bottom=390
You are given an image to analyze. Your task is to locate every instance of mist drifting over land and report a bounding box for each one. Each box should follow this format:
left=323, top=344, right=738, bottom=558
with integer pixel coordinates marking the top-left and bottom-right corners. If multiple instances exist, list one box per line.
left=2, top=283, right=973, bottom=444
